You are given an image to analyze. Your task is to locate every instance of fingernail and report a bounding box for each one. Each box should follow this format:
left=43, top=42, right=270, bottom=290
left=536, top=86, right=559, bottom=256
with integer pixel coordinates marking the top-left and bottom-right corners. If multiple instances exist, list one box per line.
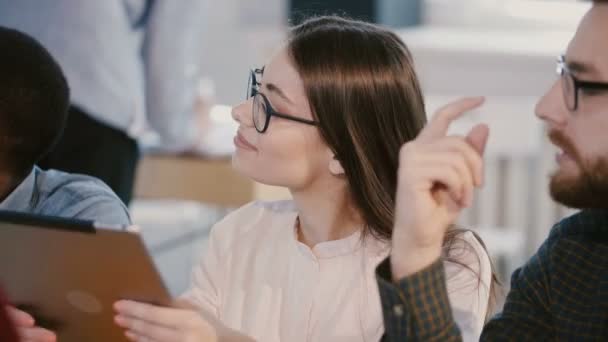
left=114, top=300, right=127, bottom=310
left=125, top=330, right=137, bottom=341
left=114, top=315, right=126, bottom=325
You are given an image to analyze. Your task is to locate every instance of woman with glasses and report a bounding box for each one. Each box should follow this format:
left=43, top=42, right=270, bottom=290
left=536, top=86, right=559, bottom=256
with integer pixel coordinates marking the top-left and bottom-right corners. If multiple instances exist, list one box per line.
left=113, top=16, right=498, bottom=342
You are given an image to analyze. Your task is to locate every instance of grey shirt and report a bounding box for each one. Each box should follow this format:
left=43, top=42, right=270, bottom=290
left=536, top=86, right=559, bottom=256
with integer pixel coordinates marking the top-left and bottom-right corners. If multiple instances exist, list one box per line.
left=0, top=167, right=131, bottom=226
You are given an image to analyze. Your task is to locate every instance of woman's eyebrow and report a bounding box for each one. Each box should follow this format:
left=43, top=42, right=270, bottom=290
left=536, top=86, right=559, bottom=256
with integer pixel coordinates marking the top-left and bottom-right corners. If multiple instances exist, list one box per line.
left=264, top=82, right=294, bottom=105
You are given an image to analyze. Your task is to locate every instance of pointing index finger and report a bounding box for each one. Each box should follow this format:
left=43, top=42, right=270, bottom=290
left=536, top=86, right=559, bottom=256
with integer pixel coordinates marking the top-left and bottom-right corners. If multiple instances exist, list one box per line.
left=418, top=97, right=485, bottom=142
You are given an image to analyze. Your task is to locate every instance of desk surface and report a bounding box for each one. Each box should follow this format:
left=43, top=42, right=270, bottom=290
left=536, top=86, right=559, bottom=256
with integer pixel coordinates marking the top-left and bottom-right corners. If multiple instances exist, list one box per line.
left=134, top=155, right=290, bottom=207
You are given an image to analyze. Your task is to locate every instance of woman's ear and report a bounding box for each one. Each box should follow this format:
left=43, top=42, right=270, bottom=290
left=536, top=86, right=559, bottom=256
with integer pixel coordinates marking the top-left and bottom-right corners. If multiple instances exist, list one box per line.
left=329, top=156, right=345, bottom=176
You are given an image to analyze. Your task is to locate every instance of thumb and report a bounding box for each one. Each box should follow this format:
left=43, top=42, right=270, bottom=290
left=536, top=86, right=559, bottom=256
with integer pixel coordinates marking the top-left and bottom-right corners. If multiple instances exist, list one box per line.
left=466, top=124, right=490, bottom=156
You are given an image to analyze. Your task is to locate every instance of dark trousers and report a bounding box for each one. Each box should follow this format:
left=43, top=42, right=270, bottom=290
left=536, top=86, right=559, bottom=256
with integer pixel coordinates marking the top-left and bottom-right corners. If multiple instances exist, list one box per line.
left=38, top=106, right=139, bottom=205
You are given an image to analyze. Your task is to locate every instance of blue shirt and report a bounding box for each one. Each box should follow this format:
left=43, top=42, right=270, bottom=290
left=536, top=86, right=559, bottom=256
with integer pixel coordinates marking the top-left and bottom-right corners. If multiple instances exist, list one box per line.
left=0, top=0, right=207, bottom=150
left=0, top=167, right=131, bottom=226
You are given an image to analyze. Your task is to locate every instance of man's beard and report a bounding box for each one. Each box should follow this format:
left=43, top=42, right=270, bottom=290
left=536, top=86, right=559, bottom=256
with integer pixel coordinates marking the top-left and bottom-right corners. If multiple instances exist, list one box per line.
left=549, top=131, right=608, bottom=209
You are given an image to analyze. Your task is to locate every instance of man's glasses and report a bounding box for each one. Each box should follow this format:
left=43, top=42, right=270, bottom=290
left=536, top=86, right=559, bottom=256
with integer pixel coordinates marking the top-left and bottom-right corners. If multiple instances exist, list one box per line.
left=557, top=55, right=608, bottom=111
left=247, top=68, right=318, bottom=133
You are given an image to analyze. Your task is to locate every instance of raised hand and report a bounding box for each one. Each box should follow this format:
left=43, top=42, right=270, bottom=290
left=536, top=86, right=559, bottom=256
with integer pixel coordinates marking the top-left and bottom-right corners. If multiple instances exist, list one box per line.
left=391, top=97, right=489, bottom=279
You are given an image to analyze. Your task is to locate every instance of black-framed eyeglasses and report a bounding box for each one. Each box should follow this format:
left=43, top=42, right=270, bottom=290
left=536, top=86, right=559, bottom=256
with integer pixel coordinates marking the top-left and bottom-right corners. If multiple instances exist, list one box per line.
left=247, top=68, right=319, bottom=133
left=557, top=54, right=608, bottom=111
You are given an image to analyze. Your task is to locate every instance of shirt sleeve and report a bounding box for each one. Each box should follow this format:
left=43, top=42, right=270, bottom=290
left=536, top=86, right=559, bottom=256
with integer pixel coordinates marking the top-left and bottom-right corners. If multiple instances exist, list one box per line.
left=71, top=196, right=132, bottom=226
left=180, top=222, right=224, bottom=318
left=377, top=229, right=557, bottom=342
left=377, top=258, right=463, bottom=342
left=142, top=0, right=209, bottom=151
left=180, top=202, right=263, bottom=319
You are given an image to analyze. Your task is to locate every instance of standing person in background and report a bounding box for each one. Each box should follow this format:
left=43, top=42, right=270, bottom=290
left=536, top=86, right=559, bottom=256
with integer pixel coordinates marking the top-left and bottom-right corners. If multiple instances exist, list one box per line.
left=0, top=0, right=209, bottom=204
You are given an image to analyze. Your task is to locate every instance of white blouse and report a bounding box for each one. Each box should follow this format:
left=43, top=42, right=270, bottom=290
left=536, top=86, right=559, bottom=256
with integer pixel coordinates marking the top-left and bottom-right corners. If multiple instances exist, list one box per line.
left=182, top=201, right=491, bottom=342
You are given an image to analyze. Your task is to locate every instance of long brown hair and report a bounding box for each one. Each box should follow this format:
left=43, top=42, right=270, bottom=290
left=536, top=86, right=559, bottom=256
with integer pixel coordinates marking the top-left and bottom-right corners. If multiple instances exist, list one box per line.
left=288, top=16, right=500, bottom=316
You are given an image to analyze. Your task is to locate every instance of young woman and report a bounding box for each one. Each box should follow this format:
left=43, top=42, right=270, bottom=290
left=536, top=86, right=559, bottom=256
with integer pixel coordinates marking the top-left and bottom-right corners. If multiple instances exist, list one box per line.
left=114, top=16, right=497, bottom=342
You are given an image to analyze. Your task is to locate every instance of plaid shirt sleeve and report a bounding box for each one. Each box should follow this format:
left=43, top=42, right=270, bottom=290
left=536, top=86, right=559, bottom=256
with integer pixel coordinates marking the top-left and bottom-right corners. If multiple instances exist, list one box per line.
left=377, top=226, right=557, bottom=342
left=376, top=258, right=463, bottom=342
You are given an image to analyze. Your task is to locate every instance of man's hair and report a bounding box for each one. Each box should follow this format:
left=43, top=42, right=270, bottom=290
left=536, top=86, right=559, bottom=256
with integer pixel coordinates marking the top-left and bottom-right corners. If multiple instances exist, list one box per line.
left=0, top=27, right=69, bottom=178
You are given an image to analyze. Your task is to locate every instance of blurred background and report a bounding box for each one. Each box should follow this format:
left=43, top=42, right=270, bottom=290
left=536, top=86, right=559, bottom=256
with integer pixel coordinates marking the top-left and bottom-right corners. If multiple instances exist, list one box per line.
left=8, top=0, right=590, bottom=297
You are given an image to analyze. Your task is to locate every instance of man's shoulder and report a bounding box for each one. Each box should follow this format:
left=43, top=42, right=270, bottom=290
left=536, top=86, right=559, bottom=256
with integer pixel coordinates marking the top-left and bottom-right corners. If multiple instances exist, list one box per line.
left=33, top=168, right=130, bottom=225
left=36, top=168, right=119, bottom=201
left=524, top=209, right=608, bottom=284
left=512, top=210, right=608, bottom=282
left=548, top=209, right=608, bottom=246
